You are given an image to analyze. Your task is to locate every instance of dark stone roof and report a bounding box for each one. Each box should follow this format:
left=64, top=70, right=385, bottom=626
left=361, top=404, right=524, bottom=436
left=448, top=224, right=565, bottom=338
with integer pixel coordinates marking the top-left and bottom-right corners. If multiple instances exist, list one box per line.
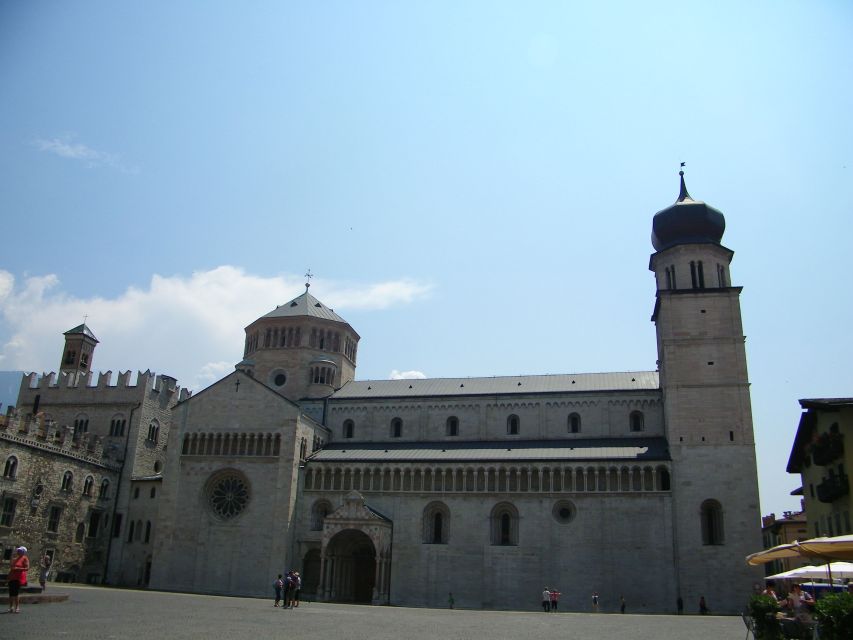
left=308, top=437, right=670, bottom=463
left=259, top=291, right=349, bottom=324
left=332, top=371, right=659, bottom=399
left=651, top=173, right=726, bottom=252
left=63, top=324, right=99, bottom=342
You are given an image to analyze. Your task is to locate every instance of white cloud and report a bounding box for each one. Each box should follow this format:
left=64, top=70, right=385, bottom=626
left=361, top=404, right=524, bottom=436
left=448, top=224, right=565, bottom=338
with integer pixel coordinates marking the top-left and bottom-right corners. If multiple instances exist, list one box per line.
left=389, top=369, right=427, bottom=380
left=0, top=267, right=432, bottom=391
left=33, top=135, right=138, bottom=174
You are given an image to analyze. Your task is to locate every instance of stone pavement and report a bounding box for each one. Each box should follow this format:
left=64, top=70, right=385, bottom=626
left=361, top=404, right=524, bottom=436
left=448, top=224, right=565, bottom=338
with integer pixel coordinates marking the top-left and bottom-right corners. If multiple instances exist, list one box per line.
left=1, top=585, right=747, bottom=640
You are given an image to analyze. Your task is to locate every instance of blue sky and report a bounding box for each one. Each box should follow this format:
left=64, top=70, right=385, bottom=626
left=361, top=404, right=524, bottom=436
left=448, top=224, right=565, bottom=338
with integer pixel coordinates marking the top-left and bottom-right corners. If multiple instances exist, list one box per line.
left=1, top=1, right=851, bottom=520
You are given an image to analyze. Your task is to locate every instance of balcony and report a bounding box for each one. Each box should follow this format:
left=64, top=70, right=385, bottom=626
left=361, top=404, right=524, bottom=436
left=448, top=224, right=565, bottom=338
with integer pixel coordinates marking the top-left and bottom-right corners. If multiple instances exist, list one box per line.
left=812, top=432, right=844, bottom=466
left=817, top=474, right=850, bottom=503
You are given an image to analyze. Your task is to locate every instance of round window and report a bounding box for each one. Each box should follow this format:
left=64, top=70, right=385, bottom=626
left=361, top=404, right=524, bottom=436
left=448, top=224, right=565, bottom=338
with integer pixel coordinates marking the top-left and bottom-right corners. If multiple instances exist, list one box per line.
left=207, top=472, right=250, bottom=520
left=552, top=500, right=576, bottom=524
left=274, top=373, right=287, bottom=387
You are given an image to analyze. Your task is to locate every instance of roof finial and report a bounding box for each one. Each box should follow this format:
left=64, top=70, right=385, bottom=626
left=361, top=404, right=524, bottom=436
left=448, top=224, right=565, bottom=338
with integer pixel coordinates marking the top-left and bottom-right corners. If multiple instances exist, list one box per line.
left=677, top=162, right=691, bottom=202
left=83, top=313, right=88, bottom=328
left=304, top=269, right=313, bottom=293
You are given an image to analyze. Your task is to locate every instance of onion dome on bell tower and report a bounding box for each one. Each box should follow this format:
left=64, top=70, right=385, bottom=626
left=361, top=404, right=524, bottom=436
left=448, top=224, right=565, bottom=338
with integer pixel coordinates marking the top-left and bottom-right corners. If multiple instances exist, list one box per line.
left=651, top=170, right=726, bottom=252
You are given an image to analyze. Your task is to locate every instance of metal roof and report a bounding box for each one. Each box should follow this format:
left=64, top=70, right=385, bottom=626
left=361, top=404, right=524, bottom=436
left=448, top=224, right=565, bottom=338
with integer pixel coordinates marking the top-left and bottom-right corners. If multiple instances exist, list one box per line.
left=308, top=437, right=669, bottom=463
left=331, top=371, right=659, bottom=399
left=259, top=292, right=349, bottom=324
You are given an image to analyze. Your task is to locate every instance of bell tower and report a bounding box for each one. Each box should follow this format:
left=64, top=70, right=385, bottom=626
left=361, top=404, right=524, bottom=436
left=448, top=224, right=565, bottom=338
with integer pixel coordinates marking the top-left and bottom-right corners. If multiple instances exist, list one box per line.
left=60, top=323, right=99, bottom=381
left=650, top=170, right=761, bottom=612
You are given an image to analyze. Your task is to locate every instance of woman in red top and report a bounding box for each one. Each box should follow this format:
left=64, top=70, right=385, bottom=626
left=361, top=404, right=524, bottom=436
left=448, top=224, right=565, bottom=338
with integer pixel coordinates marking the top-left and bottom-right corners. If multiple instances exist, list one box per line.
left=7, top=546, right=29, bottom=614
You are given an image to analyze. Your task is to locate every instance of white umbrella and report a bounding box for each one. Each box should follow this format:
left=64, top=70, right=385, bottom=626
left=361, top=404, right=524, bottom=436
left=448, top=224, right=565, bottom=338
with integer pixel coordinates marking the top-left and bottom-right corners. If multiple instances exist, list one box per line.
left=765, top=562, right=853, bottom=582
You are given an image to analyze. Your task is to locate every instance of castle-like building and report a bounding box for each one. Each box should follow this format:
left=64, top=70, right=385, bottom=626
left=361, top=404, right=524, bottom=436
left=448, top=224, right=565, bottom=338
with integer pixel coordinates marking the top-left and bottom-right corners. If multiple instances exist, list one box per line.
left=1, top=173, right=761, bottom=612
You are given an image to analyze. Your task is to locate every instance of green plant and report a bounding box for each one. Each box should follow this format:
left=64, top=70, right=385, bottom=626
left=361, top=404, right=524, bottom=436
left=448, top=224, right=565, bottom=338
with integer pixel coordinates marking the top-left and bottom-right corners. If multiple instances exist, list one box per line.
left=748, top=594, right=783, bottom=640
left=814, top=592, right=853, bottom=640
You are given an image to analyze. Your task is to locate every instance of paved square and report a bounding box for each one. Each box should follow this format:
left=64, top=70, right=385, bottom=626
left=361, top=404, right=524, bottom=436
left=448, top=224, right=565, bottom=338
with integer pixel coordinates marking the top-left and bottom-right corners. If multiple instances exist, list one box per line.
left=3, top=586, right=746, bottom=640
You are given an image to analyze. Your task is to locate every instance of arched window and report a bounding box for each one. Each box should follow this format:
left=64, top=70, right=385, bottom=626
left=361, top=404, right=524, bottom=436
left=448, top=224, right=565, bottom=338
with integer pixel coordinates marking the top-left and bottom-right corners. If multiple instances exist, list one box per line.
left=629, top=411, right=644, bottom=432
left=135, top=519, right=143, bottom=541
left=73, top=413, right=89, bottom=434
left=127, top=520, right=135, bottom=543
left=568, top=413, right=581, bottom=434
left=61, top=471, right=73, bottom=492
left=147, top=420, right=160, bottom=444
left=150, top=487, right=156, bottom=499
left=144, top=521, right=152, bottom=544
left=83, top=475, right=94, bottom=497
left=75, top=522, right=85, bottom=543
left=391, top=418, right=403, bottom=438
left=110, top=415, right=126, bottom=437
left=507, top=414, right=520, bottom=435
left=490, top=502, right=519, bottom=546
left=343, top=420, right=354, bottom=439
left=422, top=501, right=450, bottom=544
left=311, top=500, right=332, bottom=531
left=99, top=479, right=110, bottom=499
left=700, top=499, right=725, bottom=545
left=446, top=416, right=459, bottom=437
left=657, top=467, right=671, bottom=491
left=3, top=456, right=18, bottom=479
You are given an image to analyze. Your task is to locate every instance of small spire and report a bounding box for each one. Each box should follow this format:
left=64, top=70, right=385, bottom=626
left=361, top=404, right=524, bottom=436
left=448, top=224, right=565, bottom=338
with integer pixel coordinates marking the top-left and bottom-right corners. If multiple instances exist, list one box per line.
left=677, top=162, right=692, bottom=202
left=304, top=269, right=313, bottom=293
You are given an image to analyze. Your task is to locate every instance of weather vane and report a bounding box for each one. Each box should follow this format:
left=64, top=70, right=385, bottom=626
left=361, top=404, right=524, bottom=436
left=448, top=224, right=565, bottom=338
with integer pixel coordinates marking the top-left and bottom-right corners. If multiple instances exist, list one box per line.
left=680, top=161, right=686, bottom=175
left=304, top=269, right=313, bottom=293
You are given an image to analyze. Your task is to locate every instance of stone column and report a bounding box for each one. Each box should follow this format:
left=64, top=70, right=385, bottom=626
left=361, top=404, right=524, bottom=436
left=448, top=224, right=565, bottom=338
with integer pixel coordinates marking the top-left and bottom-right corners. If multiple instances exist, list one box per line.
left=318, top=553, right=327, bottom=600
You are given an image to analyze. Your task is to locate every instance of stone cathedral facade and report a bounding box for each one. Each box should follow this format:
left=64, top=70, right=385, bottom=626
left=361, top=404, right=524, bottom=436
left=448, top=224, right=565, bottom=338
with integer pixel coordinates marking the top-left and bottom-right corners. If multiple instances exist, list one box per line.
left=2, top=174, right=761, bottom=612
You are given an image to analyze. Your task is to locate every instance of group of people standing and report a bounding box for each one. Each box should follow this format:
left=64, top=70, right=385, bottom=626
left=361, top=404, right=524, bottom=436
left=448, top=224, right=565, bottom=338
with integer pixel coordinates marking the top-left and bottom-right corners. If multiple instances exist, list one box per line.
left=5, top=547, right=53, bottom=614
left=540, top=588, right=561, bottom=611
left=273, top=570, right=302, bottom=609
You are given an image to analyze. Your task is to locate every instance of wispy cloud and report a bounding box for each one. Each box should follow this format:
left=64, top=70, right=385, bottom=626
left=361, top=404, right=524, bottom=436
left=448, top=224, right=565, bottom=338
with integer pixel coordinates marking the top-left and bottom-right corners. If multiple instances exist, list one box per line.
left=389, top=369, right=427, bottom=380
left=0, top=267, right=432, bottom=391
left=33, top=134, right=138, bottom=174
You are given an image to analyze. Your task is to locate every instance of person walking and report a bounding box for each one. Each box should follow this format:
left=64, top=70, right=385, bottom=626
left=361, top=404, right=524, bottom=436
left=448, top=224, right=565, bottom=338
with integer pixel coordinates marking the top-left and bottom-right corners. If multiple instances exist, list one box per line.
left=448, top=592, right=454, bottom=609
left=38, top=553, right=51, bottom=591
left=699, top=596, right=709, bottom=615
left=7, top=546, right=29, bottom=614
left=677, top=596, right=684, bottom=615
left=273, top=574, right=284, bottom=607
left=620, top=595, right=626, bottom=614
left=541, top=587, right=551, bottom=612
left=591, top=591, right=600, bottom=612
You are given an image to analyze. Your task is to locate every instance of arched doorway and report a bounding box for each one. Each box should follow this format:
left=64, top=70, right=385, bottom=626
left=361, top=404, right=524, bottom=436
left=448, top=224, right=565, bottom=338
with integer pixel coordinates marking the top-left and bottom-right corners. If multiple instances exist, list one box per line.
left=325, top=529, right=376, bottom=603
left=302, top=548, right=321, bottom=598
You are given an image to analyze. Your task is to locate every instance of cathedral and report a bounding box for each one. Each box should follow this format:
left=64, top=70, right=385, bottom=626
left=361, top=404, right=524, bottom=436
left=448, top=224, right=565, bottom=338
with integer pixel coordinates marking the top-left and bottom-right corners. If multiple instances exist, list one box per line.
left=1, top=173, right=761, bottom=612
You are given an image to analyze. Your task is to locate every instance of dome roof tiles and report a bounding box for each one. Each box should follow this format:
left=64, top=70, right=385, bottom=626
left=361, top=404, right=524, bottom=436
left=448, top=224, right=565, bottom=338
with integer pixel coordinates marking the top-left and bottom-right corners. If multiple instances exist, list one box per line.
left=259, top=291, right=349, bottom=324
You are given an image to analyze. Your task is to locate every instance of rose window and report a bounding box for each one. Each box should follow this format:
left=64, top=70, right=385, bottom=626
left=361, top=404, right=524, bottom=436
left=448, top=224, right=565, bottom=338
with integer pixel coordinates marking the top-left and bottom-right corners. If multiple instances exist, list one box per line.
left=208, top=474, right=250, bottom=520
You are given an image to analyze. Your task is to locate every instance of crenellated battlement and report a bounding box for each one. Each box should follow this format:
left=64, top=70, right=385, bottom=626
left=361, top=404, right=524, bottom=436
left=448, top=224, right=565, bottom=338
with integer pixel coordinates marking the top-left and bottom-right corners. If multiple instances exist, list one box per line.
left=0, top=411, right=122, bottom=469
left=21, top=369, right=191, bottom=402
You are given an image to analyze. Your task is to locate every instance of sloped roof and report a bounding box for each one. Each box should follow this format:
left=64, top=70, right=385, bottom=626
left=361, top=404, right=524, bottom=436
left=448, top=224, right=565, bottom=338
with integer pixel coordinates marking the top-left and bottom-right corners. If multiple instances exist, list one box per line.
left=63, top=324, right=99, bottom=342
left=331, top=371, right=659, bottom=399
left=308, top=437, right=669, bottom=463
left=259, top=291, right=349, bottom=324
